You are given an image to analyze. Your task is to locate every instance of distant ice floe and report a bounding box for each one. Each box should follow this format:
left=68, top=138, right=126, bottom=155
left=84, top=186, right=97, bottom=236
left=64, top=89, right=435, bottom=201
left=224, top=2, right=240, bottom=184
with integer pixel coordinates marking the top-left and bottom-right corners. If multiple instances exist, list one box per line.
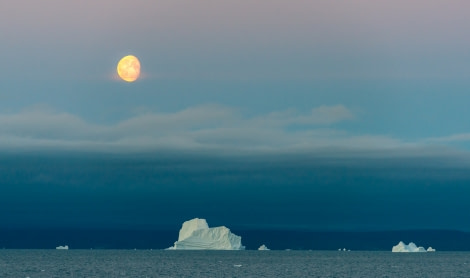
left=56, top=245, right=69, bottom=250
left=258, top=244, right=270, bottom=251
left=392, top=241, right=435, bottom=252
left=167, top=218, right=245, bottom=250
left=338, top=248, right=350, bottom=251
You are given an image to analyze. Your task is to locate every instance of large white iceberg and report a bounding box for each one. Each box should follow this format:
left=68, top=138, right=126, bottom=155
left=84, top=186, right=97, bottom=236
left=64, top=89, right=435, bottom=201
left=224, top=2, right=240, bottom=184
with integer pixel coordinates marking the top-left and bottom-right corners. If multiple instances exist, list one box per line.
left=167, top=218, right=245, bottom=250
left=392, top=241, right=432, bottom=252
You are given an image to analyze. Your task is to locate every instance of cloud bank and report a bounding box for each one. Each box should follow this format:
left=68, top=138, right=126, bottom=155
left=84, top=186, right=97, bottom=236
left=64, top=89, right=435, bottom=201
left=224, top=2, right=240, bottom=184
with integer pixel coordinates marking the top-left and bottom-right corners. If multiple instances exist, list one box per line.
left=0, top=104, right=465, bottom=157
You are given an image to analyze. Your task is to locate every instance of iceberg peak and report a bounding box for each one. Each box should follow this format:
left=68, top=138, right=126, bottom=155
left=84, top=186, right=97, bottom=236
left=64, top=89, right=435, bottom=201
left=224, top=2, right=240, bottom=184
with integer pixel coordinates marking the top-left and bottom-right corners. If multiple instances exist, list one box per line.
left=178, top=218, right=209, bottom=241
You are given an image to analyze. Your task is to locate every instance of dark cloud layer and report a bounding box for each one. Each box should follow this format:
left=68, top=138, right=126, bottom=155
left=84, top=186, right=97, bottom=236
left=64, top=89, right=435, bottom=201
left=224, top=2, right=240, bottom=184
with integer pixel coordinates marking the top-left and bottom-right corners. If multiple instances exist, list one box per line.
left=1, top=152, right=469, bottom=231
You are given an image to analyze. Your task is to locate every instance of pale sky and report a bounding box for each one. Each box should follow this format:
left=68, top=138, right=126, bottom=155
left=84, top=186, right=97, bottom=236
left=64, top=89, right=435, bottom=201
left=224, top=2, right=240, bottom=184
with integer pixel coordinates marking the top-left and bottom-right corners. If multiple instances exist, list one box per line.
left=3, top=0, right=470, bottom=237
left=1, top=0, right=470, bottom=156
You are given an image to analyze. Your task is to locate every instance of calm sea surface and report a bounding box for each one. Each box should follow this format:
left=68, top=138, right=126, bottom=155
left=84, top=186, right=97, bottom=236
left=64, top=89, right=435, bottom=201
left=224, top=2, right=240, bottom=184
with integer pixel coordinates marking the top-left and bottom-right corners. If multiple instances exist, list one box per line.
left=1, top=250, right=469, bottom=278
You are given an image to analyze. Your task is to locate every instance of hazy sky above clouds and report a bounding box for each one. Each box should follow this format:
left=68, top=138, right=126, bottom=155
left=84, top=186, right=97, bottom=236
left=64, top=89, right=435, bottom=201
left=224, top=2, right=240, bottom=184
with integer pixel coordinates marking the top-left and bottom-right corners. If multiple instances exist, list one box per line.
left=1, top=0, right=470, bottom=155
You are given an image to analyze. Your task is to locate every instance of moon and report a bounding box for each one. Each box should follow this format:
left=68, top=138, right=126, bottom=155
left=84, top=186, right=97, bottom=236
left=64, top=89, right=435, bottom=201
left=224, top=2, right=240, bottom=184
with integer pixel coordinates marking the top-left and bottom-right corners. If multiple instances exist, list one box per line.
left=117, top=55, right=141, bottom=82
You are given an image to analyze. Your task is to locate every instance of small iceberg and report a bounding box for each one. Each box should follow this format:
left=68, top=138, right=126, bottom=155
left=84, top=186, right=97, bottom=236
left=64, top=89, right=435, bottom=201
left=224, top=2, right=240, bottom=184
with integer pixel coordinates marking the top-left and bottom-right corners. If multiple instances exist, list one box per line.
left=427, top=247, right=436, bottom=252
left=56, top=245, right=69, bottom=250
left=392, top=241, right=430, bottom=252
left=258, top=244, right=270, bottom=251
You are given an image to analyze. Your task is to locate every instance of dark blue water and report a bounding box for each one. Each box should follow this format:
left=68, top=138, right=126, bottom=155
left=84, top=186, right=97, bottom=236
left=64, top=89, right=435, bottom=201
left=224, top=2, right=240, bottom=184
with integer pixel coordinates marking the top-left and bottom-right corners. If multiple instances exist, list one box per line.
left=1, top=250, right=469, bottom=278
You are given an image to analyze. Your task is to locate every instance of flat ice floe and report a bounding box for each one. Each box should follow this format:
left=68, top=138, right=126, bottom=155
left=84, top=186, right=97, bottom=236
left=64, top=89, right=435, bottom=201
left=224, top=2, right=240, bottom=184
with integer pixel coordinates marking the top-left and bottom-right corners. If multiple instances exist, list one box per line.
left=56, top=245, right=69, bottom=250
left=167, top=218, right=245, bottom=250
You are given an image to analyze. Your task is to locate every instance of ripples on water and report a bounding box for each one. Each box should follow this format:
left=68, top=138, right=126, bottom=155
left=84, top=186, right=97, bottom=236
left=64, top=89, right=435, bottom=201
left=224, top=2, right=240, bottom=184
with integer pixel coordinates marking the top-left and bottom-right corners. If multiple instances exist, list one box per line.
left=0, top=250, right=469, bottom=278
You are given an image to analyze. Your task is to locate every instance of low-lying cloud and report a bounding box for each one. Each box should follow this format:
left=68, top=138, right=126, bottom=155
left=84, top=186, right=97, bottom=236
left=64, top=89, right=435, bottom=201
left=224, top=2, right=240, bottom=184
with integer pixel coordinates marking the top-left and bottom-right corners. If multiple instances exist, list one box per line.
left=0, top=104, right=464, bottom=157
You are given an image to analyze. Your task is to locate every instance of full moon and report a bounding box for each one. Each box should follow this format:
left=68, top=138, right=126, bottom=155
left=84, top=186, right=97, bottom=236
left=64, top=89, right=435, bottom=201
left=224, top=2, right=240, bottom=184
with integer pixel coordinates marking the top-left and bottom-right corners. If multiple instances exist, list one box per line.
left=117, top=55, right=141, bottom=82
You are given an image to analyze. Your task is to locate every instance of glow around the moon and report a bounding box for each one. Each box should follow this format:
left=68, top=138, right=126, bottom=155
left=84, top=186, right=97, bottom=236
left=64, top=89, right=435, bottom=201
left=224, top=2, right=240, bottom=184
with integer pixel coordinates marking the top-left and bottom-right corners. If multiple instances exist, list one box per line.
left=117, top=55, right=141, bottom=82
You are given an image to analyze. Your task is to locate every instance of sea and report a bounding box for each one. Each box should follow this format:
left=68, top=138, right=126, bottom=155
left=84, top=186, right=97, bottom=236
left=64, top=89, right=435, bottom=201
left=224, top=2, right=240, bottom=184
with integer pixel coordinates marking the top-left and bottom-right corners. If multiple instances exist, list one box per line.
left=1, top=250, right=469, bottom=278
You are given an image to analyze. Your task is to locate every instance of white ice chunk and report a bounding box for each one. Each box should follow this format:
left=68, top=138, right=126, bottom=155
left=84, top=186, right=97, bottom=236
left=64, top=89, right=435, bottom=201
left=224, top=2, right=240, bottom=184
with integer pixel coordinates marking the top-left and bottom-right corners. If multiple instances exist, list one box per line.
left=392, top=241, right=427, bottom=252
left=258, top=244, right=270, bottom=250
left=427, top=247, right=436, bottom=252
left=56, top=245, right=69, bottom=250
